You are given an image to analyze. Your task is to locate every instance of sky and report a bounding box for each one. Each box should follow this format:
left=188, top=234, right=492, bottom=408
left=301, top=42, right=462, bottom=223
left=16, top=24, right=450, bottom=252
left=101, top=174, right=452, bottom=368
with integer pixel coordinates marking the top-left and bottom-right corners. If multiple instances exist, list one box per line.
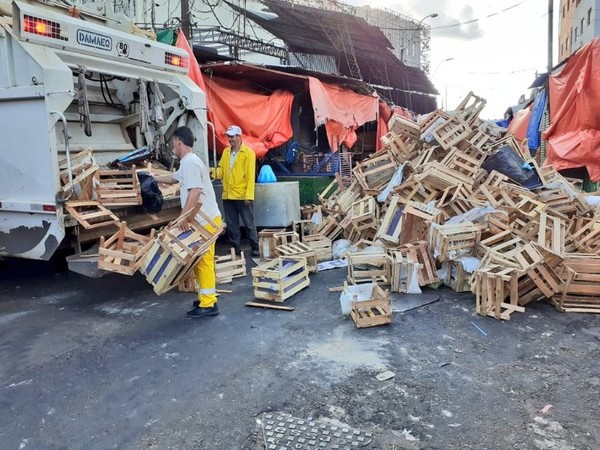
left=355, top=0, right=556, bottom=119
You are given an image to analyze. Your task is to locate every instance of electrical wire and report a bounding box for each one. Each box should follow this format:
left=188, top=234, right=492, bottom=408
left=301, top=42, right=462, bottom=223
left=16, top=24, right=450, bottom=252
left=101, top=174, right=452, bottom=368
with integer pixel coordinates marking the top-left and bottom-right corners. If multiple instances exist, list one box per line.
left=431, top=0, right=532, bottom=31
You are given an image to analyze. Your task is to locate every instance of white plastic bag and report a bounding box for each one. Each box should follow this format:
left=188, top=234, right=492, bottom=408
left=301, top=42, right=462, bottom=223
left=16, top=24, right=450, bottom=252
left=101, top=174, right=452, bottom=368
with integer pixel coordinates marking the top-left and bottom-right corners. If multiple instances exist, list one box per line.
left=332, top=239, right=353, bottom=259
left=406, top=264, right=422, bottom=294
left=340, top=283, right=375, bottom=315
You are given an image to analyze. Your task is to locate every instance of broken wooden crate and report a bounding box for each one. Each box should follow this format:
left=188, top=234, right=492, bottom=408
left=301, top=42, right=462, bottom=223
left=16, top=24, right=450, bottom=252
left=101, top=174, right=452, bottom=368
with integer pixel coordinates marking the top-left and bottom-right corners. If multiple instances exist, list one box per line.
left=275, top=241, right=318, bottom=273
left=472, top=264, right=523, bottom=320
left=59, top=149, right=98, bottom=200
left=551, top=253, right=600, bottom=313
left=429, top=222, right=481, bottom=262
left=139, top=207, right=223, bottom=295
left=348, top=282, right=392, bottom=329
left=65, top=201, right=119, bottom=229
left=302, top=234, right=333, bottom=262
left=215, top=248, right=247, bottom=283
left=98, top=221, right=155, bottom=275
left=397, top=241, right=439, bottom=286
left=389, top=250, right=419, bottom=293
left=442, top=258, right=476, bottom=293
left=251, top=257, right=310, bottom=302
left=347, top=251, right=390, bottom=285
left=95, top=166, right=142, bottom=207
left=257, top=228, right=286, bottom=260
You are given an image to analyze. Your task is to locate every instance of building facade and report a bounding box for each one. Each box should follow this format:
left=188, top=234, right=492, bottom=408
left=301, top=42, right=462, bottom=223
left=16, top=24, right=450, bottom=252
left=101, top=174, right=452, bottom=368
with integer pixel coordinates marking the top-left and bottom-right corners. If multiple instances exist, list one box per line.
left=559, top=0, right=600, bottom=62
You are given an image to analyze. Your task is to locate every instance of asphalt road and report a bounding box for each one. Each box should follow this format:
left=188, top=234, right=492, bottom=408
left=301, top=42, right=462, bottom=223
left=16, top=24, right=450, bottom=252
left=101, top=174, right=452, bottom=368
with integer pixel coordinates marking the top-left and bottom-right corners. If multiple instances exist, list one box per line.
left=1, top=249, right=600, bottom=450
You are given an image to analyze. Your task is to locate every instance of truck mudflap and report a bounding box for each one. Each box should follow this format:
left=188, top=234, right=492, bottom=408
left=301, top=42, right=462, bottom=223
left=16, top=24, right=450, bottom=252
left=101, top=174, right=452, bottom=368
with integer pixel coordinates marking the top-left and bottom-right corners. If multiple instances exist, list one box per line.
left=0, top=211, right=65, bottom=261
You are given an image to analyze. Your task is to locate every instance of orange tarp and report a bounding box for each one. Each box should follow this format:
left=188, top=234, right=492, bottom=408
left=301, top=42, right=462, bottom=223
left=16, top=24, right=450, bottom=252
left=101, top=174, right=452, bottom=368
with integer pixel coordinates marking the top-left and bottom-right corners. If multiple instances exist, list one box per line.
left=176, top=34, right=294, bottom=158
left=376, top=102, right=412, bottom=151
left=507, top=105, right=531, bottom=142
left=543, top=37, right=600, bottom=180
left=308, top=77, right=379, bottom=152
left=201, top=76, right=294, bottom=158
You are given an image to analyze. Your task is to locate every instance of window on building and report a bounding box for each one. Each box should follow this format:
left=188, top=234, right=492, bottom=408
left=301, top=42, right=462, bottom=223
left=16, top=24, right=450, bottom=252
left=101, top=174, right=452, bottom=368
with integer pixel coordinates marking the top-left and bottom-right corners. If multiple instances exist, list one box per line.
left=581, top=19, right=584, bottom=34
left=588, top=8, right=592, bottom=26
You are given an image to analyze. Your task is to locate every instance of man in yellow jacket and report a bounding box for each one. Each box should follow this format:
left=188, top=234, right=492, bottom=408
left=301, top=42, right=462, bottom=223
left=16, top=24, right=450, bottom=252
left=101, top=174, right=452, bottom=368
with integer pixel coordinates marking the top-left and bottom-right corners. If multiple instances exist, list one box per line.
left=212, top=125, right=259, bottom=257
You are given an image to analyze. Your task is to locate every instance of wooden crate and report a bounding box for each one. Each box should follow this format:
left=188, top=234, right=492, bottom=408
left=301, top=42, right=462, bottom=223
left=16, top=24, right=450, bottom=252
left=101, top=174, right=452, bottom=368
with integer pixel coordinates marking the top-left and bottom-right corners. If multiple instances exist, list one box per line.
left=376, top=195, right=404, bottom=244
left=432, top=115, right=474, bottom=151
left=440, top=147, right=485, bottom=180
left=333, top=181, right=364, bottom=213
left=276, top=241, right=318, bottom=273
left=155, top=213, right=223, bottom=265
left=258, top=228, right=286, bottom=260
left=273, top=231, right=299, bottom=247
left=59, top=149, right=98, bottom=200
left=513, top=243, right=563, bottom=300
left=353, top=150, right=399, bottom=195
left=399, top=201, right=443, bottom=246
left=393, top=176, right=437, bottom=205
left=139, top=207, right=223, bottom=295
left=472, top=265, right=524, bottom=320
left=414, top=162, right=475, bottom=190
left=302, top=234, right=333, bottom=262
left=178, top=273, right=196, bottom=292
left=293, top=219, right=318, bottom=240
left=349, top=196, right=379, bottom=232
left=65, top=201, right=119, bottom=229
left=315, top=215, right=343, bottom=241
left=95, top=166, right=142, bottom=206
left=419, top=109, right=452, bottom=136
left=551, top=254, right=600, bottom=313
left=215, top=248, right=247, bottom=283
left=380, top=132, right=420, bottom=163
left=389, top=250, right=419, bottom=293
left=98, top=221, right=155, bottom=275
left=454, top=91, right=486, bottom=126
left=397, top=241, right=439, bottom=286
left=442, top=259, right=473, bottom=292
left=347, top=251, right=390, bottom=285
left=429, top=222, right=481, bottom=262
left=349, top=283, right=392, bottom=329
left=251, top=257, right=310, bottom=302
left=436, top=183, right=481, bottom=218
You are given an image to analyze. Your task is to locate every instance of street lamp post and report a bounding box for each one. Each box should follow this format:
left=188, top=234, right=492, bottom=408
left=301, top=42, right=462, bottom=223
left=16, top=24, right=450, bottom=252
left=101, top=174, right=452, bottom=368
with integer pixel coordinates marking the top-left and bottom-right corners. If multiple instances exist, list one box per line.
left=412, top=13, right=438, bottom=71
left=432, top=57, right=455, bottom=78
left=432, top=57, right=455, bottom=110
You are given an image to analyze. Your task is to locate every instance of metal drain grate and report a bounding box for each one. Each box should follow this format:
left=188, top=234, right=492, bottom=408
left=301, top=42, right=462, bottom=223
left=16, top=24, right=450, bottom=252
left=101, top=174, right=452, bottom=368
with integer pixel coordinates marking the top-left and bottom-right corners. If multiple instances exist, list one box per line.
left=259, top=413, right=373, bottom=449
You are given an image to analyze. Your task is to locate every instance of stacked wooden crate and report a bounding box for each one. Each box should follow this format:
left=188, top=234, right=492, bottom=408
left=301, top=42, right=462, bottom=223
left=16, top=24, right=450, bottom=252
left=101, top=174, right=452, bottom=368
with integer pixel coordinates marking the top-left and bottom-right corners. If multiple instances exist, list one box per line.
left=301, top=90, right=600, bottom=321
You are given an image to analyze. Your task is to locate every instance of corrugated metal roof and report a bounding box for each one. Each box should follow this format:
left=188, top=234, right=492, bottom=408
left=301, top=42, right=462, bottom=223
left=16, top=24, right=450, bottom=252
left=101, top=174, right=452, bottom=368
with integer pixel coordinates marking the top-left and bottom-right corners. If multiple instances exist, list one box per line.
left=223, top=0, right=436, bottom=99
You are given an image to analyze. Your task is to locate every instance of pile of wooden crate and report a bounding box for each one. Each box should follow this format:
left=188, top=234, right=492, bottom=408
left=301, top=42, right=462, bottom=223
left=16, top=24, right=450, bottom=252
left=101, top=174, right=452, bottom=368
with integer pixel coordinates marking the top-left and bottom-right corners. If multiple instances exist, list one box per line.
left=61, top=149, right=178, bottom=231
left=294, top=91, right=600, bottom=320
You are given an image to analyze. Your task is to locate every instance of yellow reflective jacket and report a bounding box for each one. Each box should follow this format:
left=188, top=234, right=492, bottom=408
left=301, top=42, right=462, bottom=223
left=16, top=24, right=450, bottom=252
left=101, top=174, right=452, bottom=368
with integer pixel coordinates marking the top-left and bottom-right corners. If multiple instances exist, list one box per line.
left=213, top=144, right=256, bottom=200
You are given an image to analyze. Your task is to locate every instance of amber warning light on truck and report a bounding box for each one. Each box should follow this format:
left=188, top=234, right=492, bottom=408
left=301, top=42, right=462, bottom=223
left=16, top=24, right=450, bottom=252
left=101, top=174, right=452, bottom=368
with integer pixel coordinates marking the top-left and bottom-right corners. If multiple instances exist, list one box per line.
left=23, top=15, right=64, bottom=40
left=165, top=52, right=188, bottom=69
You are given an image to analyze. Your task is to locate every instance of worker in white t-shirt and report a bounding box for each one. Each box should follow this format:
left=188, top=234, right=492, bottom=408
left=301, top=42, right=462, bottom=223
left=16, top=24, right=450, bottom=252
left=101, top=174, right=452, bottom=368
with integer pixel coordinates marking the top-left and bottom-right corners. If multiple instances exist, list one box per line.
left=155, top=126, right=222, bottom=319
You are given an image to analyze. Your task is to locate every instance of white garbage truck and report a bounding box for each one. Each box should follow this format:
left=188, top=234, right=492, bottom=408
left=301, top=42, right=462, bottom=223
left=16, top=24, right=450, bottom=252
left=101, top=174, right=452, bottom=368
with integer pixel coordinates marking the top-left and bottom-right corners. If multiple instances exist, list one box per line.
left=0, top=0, right=210, bottom=261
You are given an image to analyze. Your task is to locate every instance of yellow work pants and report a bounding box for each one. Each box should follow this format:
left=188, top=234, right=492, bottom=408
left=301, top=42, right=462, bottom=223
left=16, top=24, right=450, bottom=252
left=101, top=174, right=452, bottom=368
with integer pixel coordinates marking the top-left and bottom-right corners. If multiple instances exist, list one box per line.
left=194, top=216, right=222, bottom=308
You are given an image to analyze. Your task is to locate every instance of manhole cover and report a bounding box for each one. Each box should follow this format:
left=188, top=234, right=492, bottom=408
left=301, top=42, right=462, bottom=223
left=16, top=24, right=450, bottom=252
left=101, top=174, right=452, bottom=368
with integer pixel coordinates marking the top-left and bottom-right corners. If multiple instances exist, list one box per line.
left=258, top=413, right=373, bottom=449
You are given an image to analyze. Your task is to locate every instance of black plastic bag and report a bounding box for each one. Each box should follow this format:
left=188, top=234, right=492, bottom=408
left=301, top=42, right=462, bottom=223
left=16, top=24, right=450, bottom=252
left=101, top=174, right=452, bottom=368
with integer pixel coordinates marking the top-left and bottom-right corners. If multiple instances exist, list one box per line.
left=137, top=172, right=163, bottom=214
left=482, top=146, right=542, bottom=189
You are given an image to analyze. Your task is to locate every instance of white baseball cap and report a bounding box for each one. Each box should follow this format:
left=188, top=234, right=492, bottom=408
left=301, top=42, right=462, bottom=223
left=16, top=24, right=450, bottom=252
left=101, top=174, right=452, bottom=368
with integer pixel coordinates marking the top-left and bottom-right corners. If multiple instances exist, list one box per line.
left=225, top=125, right=242, bottom=136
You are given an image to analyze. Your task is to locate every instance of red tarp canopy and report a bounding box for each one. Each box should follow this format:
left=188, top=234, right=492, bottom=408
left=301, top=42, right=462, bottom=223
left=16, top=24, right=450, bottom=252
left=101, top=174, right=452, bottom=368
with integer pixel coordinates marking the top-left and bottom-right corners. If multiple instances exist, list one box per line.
left=177, top=35, right=384, bottom=158
left=308, top=77, right=379, bottom=151
left=376, top=102, right=412, bottom=151
left=543, top=37, right=600, bottom=180
left=177, top=34, right=293, bottom=158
